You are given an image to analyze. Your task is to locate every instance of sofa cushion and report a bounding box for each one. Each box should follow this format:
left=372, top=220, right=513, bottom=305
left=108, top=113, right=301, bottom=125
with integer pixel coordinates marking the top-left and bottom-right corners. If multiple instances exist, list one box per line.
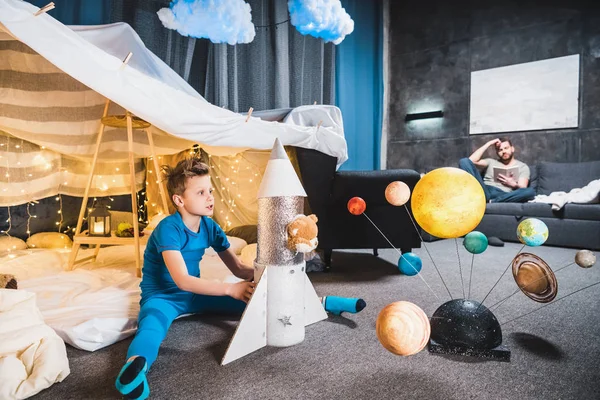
left=528, top=165, right=538, bottom=192
left=486, top=202, right=600, bottom=221
left=538, top=160, right=600, bottom=195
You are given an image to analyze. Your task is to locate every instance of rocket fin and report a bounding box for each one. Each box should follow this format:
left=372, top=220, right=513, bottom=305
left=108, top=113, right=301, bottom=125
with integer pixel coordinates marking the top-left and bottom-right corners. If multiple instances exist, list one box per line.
left=304, top=273, right=328, bottom=326
left=221, top=268, right=268, bottom=365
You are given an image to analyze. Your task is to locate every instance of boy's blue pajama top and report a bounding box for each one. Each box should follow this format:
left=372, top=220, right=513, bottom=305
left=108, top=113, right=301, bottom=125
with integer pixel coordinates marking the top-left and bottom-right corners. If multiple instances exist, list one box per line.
left=127, top=211, right=246, bottom=368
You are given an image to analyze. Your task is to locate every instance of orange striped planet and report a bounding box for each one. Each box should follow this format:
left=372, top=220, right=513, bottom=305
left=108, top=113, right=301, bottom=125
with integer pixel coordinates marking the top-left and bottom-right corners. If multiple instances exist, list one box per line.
left=376, top=301, right=431, bottom=356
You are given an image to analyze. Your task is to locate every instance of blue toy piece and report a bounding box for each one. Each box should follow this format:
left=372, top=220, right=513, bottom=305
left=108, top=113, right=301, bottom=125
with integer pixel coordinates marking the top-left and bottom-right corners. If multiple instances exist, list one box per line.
left=398, top=252, right=422, bottom=276
left=323, top=296, right=366, bottom=316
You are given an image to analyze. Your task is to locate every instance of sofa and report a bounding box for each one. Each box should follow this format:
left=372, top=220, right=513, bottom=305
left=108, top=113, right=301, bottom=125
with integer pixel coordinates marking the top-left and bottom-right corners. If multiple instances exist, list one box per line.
left=294, top=147, right=422, bottom=269
left=475, top=160, right=600, bottom=250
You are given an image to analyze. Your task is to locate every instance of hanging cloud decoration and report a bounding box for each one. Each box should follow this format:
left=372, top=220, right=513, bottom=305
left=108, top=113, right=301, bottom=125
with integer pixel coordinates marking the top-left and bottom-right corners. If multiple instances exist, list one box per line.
left=288, top=0, right=354, bottom=45
left=157, top=0, right=255, bottom=45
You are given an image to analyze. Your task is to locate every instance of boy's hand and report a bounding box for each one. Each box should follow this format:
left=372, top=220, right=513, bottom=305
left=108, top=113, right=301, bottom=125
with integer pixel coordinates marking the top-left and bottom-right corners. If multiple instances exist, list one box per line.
left=238, top=265, right=255, bottom=281
left=226, top=281, right=256, bottom=303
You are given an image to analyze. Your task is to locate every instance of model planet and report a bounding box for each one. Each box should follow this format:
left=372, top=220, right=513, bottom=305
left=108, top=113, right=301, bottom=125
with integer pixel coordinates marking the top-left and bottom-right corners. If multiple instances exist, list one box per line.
left=347, top=196, right=366, bottom=216
left=516, top=218, right=549, bottom=247
left=385, top=181, right=411, bottom=206
left=376, top=301, right=430, bottom=356
left=515, top=262, right=549, bottom=295
left=398, top=252, right=422, bottom=276
left=575, top=250, right=596, bottom=268
left=411, top=168, right=486, bottom=239
left=463, top=231, right=488, bottom=254
left=512, top=253, right=557, bottom=303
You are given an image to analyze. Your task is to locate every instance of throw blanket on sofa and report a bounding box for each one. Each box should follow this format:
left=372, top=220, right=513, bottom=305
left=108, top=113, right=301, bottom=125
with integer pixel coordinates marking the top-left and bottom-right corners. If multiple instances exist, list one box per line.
left=0, top=289, right=70, bottom=400
left=530, top=179, right=600, bottom=211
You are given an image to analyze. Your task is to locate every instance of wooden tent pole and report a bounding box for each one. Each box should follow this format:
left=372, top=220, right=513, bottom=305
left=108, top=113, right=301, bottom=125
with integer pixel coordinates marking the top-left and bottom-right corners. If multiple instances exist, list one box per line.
left=126, top=112, right=142, bottom=277
left=74, top=99, right=110, bottom=236
left=67, top=99, right=110, bottom=270
left=145, top=129, right=170, bottom=215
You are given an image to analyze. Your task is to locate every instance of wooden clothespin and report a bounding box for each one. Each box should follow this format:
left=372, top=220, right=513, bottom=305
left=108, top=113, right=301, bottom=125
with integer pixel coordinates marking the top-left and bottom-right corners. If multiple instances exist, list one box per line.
left=316, top=120, right=323, bottom=133
left=34, top=2, right=55, bottom=16
left=120, top=52, right=133, bottom=70
left=245, top=107, right=254, bottom=122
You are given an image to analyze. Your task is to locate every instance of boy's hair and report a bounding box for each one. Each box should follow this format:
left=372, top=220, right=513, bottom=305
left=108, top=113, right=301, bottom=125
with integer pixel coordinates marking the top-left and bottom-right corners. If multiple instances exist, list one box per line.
left=162, top=158, right=210, bottom=204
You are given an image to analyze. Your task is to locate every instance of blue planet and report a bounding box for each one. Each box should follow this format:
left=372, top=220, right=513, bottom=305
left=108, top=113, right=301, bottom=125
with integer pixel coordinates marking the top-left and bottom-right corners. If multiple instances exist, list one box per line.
left=517, top=218, right=549, bottom=247
left=463, top=231, right=488, bottom=254
left=398, top=252, right=422, bottom=276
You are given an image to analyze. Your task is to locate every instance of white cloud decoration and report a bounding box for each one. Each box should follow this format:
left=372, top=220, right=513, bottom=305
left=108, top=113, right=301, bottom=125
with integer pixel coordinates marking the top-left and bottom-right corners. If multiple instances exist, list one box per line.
left=157, top=0, right=256, bottom=45
left=288, top=0, right=354, bottom=45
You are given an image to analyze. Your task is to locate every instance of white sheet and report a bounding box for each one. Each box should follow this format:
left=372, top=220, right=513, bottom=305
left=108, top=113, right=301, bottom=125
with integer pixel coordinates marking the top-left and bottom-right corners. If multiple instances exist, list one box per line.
left=0, top=245, right=238, bottom=352
left=529, top=179, right=600, bottom=210
left=0, top=289, right=70, bottom=400
left=0, top=0, right=348, bottom=167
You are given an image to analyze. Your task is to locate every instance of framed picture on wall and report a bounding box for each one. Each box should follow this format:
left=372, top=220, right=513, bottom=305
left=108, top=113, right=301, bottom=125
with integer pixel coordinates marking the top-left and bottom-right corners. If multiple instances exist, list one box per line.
left=469, top=54, right=580, bottom=134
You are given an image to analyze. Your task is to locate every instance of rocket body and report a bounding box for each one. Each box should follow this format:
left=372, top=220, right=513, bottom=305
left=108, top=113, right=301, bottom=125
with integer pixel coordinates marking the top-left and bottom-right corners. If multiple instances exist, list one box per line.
left=221, top=138, right=327, bottom=365
left=255, top=196, right=306, bottom=347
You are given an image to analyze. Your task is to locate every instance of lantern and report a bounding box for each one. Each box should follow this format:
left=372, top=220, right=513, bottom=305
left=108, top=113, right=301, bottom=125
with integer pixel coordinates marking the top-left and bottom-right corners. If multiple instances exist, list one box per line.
left=88, top=204, right=112, bottom=237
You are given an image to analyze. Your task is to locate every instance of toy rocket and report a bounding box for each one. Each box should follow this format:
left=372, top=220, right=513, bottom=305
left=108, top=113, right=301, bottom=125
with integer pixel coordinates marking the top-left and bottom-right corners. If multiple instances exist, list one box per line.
left=221, top=138, right=327, bottom=365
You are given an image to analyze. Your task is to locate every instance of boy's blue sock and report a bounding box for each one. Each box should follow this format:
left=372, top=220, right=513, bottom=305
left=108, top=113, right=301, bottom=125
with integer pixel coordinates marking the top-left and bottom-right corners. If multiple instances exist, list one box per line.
left=323, top=296, right=366, bottom=316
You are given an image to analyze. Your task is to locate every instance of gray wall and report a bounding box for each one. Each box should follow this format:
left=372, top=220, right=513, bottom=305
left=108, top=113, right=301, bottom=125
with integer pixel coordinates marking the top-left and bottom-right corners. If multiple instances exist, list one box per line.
left=387, top=0, right=600, bottom=173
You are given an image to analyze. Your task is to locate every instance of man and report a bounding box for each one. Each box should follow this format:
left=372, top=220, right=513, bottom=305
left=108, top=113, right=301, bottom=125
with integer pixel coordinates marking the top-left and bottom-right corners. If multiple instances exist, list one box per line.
left=459, top=138, right=535, bottom=203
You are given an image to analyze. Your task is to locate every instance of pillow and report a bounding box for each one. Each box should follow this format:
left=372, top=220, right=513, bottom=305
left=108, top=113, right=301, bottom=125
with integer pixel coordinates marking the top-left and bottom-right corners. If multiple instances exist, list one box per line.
left=26, top=232, right=73, bottom=249
left=0, top=236, right=27, bottom=256
left=225, top=225, right=257, bottom=244
left=144, top=212, right=168, bottom=231
left=239, top=243, right=257, bottom=266
left=204, top=236, right=247, bottom=256
left=228, top=236, right=248, bottom=255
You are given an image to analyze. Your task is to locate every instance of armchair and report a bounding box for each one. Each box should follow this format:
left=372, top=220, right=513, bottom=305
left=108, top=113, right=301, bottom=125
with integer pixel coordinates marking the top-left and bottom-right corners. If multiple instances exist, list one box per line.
left=294, top=147, right=422, bottom=269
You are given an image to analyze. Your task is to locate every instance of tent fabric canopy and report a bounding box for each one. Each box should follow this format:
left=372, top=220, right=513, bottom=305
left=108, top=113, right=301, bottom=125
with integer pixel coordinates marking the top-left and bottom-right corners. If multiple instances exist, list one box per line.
left=0, top=0, right=347, bottom=207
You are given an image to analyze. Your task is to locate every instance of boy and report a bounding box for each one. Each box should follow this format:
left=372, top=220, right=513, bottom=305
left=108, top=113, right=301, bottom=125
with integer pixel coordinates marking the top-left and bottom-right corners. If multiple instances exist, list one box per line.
left=115, top=158, right=365, bottom=399
left=115, top=159, right=255, bottom=399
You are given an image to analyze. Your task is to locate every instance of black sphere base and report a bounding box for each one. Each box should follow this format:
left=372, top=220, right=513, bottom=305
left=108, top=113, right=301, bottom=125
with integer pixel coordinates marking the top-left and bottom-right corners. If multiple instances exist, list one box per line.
left=428, top=338, right=511, bottom=362
left=428, top=299, right=511, bottom=362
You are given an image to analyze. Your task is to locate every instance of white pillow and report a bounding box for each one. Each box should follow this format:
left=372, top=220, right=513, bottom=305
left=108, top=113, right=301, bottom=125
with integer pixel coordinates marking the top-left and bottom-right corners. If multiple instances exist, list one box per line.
left=0, top=236, right=27, bottom=256
left=204, top=236, right=247, bottom=256
left=26, top=232, right=73, bottom=249
left=144, top=213, right=167, bottom=231
left=240, top=243, right=257, bottom=266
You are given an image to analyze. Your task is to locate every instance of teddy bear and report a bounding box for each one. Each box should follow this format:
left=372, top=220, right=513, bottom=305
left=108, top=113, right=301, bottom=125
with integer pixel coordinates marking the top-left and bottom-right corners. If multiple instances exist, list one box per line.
left=286, top=214, right=319, bottom=253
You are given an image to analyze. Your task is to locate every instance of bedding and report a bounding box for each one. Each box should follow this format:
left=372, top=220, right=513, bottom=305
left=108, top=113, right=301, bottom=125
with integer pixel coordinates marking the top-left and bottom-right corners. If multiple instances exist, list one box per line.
left=0, top=243, right=240, bottom=352
left=529, top=179, right=600, bottom=210
left=0, top=289, right=70, bottom=400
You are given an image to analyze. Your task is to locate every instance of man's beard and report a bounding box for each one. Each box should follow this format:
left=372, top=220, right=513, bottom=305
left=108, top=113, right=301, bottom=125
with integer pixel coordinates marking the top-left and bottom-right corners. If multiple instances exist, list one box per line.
left=500, top=154, right=513, bottom=164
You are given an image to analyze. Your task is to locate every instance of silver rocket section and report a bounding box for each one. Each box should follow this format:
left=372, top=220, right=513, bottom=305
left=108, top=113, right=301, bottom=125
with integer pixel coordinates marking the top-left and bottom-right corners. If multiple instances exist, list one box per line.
left=256, top=196, right=304, bottom=266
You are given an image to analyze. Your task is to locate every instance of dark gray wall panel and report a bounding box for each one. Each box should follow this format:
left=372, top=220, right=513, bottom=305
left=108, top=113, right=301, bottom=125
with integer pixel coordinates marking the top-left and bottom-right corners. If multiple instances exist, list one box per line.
left=580, top=130, right=600, bottom=162
left=388, top=138, right=469, bottom=173
left=387, top=0, right=600, bottom=169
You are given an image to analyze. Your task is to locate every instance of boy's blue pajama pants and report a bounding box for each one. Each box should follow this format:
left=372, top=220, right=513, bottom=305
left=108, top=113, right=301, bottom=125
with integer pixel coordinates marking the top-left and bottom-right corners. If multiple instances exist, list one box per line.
left=127, top=291, right=246, bottom=369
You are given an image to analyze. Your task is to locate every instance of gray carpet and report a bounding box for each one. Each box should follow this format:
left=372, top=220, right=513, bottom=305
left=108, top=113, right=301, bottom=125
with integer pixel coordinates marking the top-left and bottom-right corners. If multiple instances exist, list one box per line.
left=35, top=241, right=600, bottom=400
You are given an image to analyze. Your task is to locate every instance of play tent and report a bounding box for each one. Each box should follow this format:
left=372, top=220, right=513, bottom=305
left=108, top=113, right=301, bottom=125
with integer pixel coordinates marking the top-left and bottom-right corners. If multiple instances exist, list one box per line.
left=0, top=0, right=347, bottom=227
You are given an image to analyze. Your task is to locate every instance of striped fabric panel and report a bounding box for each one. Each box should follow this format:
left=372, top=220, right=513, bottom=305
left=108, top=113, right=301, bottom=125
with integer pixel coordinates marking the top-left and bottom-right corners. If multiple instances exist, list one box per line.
left=0, top=132, right=145, bottom=206
left=0, top=39, right=194, bottom=159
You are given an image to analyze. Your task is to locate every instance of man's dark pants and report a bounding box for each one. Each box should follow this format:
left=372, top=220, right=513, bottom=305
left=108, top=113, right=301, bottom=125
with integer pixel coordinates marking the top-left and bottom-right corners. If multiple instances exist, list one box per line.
left=458, top=158, right=535, bottom=203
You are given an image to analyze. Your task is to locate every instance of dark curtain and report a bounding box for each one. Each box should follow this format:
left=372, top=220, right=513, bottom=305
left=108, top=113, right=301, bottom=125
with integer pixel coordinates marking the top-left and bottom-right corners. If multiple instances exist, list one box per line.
left=110, top=0, right=335, bottom=112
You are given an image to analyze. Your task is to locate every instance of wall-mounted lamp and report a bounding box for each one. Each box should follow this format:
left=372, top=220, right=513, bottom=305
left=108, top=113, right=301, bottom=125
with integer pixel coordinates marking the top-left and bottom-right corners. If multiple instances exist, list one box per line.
left=405, top=110, right=444, bottom=122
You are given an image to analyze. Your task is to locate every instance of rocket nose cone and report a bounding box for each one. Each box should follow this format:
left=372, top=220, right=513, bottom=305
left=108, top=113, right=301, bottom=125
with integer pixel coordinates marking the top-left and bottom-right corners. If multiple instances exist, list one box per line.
left=270, top=138, right=288, bottom=160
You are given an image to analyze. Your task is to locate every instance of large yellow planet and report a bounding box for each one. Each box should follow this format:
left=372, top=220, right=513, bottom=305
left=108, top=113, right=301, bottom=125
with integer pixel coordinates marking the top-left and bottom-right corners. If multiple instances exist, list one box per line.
left=411, top=167, right=486, bottom=239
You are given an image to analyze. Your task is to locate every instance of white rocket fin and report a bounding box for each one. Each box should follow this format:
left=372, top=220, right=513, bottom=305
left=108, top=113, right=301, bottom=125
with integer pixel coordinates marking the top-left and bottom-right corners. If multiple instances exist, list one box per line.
left=304, top=273, right=328, bottom=326
left=221, top=268, right=268, bottom=365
